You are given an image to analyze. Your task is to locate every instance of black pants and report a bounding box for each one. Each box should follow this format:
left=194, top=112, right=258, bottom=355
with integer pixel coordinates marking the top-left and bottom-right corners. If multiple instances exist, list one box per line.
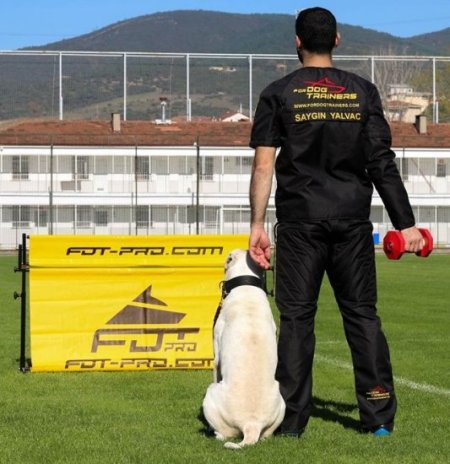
left=274, top=220, right=396, bottom=433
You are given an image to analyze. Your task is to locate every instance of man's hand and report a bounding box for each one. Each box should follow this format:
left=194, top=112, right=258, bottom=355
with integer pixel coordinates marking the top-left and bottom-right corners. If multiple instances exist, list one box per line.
left=401, top=226, right=425, bottom=253
left=249, top=223, right=271, bottom=269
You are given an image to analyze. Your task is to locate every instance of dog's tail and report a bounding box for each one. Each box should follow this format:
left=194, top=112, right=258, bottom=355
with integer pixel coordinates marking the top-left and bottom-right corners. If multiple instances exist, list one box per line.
left=224, top=422, right=261, bottom=450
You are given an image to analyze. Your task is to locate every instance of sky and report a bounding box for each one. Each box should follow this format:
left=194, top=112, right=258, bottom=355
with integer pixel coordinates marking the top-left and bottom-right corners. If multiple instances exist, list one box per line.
left=1, top=0, right=449, bottom=50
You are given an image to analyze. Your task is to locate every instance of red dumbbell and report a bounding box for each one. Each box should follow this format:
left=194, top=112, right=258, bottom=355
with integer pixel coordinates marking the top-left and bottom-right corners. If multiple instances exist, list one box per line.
left=383, top=228, right=433, bottom=260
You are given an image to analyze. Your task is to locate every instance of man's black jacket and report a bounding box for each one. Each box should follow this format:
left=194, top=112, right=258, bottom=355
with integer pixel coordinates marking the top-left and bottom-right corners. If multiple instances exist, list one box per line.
left=250, top=67, right=415, bottom=230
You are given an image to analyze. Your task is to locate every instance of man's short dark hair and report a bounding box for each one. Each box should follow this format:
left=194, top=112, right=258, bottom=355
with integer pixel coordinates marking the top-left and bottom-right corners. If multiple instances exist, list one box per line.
left=295, top=7, right=337, bottom=54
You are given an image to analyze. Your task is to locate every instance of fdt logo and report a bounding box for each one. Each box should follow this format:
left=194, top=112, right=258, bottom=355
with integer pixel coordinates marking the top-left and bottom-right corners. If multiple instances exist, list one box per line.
left=91, top=285, right=200, bottom=353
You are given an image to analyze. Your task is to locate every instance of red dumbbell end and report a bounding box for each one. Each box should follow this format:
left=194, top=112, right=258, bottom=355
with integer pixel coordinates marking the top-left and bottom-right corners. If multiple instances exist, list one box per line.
left=383, top=231, right=405, bottom=260
left=416, top=228, right=434, bottom=258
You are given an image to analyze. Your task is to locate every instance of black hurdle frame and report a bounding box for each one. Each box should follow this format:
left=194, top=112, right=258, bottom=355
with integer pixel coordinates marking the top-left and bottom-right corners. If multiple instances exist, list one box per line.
left=14, top=233, right=30, bottom=373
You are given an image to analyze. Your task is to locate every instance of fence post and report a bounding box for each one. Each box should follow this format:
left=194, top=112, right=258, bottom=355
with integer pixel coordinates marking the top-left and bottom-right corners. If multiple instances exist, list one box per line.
left=371, top=56, right=375, bottom=84
left=432, top=57, right=436, bottom=123
left=59, top=52, right=63, bottom=120
left=249, top=54, right=253, bottom=121
left=196, top=137, right=200, bottom=235
left=14, top=233, right=29, bottom=372
left=49, top=142, right=54, bottom=234
left=186, top=53, right=191, bottom=121
left=134, top=144, right=138, bottom=235
left=123, top=53, right=127, bottom=121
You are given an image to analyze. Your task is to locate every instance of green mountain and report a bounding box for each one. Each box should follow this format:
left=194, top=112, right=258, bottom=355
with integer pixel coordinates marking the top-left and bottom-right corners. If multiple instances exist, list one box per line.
left=410, top=29, right=450, bottom=55
left=1, top=10, right=447, bottom=122
left=28, top=10, right=449, bottom=56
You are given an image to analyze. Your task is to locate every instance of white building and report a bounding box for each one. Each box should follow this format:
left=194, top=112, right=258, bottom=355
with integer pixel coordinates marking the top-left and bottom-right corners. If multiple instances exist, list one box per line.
left=387, top=84, right=431, bottom=123
left=0, top=118, right=449, bottom=249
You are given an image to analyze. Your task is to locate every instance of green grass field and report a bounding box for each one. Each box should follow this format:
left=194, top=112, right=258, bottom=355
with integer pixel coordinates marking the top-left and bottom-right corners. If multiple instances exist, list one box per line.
left=1, top=254, right=449, bottom=463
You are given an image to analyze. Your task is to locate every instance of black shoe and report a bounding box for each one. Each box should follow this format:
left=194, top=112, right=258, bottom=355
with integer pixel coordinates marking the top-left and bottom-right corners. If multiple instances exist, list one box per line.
left=275, top=427, right=305, bottom=438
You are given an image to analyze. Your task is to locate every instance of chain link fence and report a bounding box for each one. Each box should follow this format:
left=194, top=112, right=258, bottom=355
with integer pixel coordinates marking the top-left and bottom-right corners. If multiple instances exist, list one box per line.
left=1, top=51, right=449, bottom=122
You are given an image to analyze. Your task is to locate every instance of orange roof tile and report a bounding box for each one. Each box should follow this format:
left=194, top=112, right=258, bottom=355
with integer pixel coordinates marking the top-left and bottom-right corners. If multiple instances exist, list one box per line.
left=0, top=119, right=449, bottom=149
left=0, top=120, right=251, bottom=147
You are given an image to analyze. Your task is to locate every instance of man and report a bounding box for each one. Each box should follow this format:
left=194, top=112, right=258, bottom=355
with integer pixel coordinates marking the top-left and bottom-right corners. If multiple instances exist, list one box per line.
left=248, top=7, right=424, bottom=437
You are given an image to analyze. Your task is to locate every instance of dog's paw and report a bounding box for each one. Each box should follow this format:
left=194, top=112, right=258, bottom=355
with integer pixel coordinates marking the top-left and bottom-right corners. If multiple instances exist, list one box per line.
left=215, top=431, right=226, bottom=441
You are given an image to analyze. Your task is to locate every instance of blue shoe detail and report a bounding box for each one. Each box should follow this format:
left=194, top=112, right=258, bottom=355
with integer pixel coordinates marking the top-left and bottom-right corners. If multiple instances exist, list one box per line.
left=373, top=427, right=391, bottom=437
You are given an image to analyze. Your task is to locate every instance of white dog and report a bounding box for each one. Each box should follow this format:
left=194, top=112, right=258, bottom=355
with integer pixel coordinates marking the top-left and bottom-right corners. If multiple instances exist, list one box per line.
left=202, top=249, right=285, bottom=449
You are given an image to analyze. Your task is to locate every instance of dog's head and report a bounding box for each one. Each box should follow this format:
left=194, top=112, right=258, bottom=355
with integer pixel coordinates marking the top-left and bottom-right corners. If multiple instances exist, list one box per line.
left=224, top=249, right=263, bottom=281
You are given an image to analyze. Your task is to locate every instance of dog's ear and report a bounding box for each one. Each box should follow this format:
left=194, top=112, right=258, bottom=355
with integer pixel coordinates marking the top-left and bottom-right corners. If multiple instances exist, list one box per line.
left=225, top=252, right=234, bottom=270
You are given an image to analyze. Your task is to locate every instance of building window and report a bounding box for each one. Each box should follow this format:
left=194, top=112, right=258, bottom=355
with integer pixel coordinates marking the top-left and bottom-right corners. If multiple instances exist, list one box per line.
left=437, top=207, right=450, bottom=223
left=95, top=156, right=111, bottom=175
left=151, top=157, right=168, bottom=175
left=201, top=156, right=214, bottom=180
left=136, top=156, right=150, bottom=180
left=437, top=159, right=446, bottom=178
left=94, top=209, right=109, bottom=226
left=241, top=156, right=253, bottom=174
left=136, top=206, right=149, bottom=228
left=35, top=207, right=48, bottom=227
left=370, top=206, right=384, bottom=223
left=72, top=156, right=89, bottom=180
left=418, top=206, right=435, bottom=223
left=12, top=206, right=31, bottom=227
left=76, top=206, right=92, bottom=228
left=12, top=156, right=29, bottom=180
left=400, top=158, right=409, bottom=181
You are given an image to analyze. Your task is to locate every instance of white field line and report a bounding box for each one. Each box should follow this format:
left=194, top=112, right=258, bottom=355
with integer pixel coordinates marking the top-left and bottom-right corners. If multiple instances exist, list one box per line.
left=315, top=354, right=450, bottom=398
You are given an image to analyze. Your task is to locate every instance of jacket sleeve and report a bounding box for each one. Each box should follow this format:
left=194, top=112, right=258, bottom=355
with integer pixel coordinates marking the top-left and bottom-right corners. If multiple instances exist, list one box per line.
left=363, top=84, right=416, bottom=230
left=249, top=86, right=283, bottom=149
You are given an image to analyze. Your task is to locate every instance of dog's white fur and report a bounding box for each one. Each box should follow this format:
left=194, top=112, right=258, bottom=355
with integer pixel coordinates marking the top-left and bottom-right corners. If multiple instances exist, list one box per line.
left=202, top=249, right=285, bottom=449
